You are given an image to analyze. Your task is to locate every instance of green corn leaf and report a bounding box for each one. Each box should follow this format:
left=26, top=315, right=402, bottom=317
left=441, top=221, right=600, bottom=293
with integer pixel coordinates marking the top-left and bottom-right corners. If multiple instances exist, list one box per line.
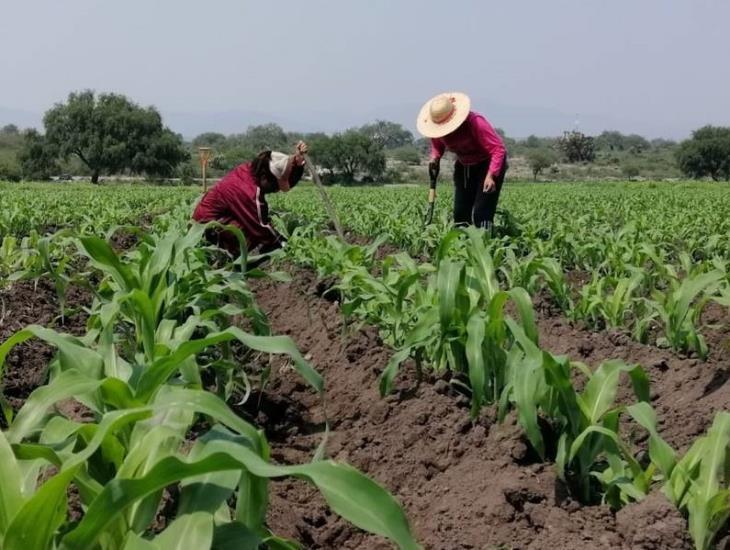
left=674, top=271, right=724, bottom=327
left=135, top=327, right=322, bottom=403
left=0, top=324, right=103, bottom=380
left=178, top=437, right=242, bottom=516
left=579, top=360, right=635, bottom=424
left=508, top=287, right=539, bottom=344
left=152, top=388, right=266, bottom=457
left=142, top=233, right=176, bottom=291
left=236, top=467, right=268, bottom=534
left=465, top=312, right=486, bottom=416
left=7, top=369, right=103, bottom=443
left=437, top=260, right=463, bottom=330
left=211, top=522, right=263, bottom=550
left=687, top=412, right=730, bottom=550
left=61, top=445, right=419, bottom=550
left=626, top=402, right=677, bottom=477
left=379, top=347, right=412, bottom=396
left=0, top=431, right=23, bottom=538
left=5, top=408, right=153, bottom=550
left=152, top=512, right=215, bottom=550
left=569, top=425, right=643, bottom=479
left=506, top=319, right=546, bottom=458
left=434, top=228, right=462, bottom=264
left=122, top=532, right=159, bottom=550
left=3, top=466, right=79, bottom=550
left=125, top=289, right=159, bottom=361
left=464, top=226, right=499, bottom=298
left=79, top=235, right=139, bottom=290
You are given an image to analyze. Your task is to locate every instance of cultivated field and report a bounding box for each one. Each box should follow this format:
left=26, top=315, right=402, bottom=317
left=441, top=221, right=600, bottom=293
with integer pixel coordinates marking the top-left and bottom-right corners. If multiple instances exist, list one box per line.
left=1, top=180, right=729, bottom=549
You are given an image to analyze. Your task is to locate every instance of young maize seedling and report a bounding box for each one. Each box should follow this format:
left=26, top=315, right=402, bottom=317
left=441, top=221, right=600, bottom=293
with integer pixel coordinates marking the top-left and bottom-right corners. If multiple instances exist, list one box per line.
left=662, top=412, right=730, bottom=550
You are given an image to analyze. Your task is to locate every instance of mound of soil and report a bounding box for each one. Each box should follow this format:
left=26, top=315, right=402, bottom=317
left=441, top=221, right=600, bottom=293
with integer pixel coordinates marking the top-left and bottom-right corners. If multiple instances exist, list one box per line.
left=250, top=268, right=707, bottom=549
left=537, top=312, right=730, bottom=453
left=0, top=278, right=91, bottom=412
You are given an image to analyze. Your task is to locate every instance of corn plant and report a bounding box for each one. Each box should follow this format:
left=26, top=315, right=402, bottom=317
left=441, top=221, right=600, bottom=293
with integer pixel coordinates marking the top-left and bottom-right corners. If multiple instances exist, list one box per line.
left=648, top=270, right=725, bottom=358
left=507, top=321, right=652, bottom=504
left=336, top=253, right=434, bottom=347
left=662, top=412, right=730, bottom=550
left=0, top=221, right=421, bottom=548
left=0, top=377, right=419, bottom=549
left=380, top=227, right=537, bottom=416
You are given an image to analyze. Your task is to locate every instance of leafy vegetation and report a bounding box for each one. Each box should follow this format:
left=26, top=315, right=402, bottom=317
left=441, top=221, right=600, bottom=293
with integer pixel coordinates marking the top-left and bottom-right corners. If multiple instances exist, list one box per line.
left=1, top=179, right=729, bottom=548
left=0, top=185, right=419, bottom=549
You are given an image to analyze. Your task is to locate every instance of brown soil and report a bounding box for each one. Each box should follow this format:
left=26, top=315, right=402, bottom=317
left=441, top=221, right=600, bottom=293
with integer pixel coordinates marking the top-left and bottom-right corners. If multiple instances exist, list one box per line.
left=538, top=310, right=730, bottom=453
left=250, top=267, right=722, bottom=549
left=0, top=278, right=91, bottom=412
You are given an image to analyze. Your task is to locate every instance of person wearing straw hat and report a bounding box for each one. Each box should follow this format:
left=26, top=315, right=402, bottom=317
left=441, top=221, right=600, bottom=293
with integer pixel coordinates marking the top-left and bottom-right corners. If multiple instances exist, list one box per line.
left=193, top=141, right=308, bottom=259
left=417, top=92, right=508, bottom=231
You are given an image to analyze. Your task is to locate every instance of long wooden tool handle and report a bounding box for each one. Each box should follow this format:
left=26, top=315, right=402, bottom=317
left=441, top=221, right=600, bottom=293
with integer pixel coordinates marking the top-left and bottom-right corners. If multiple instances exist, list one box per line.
left=303, top=153, right=345, bottom=241
left=428, top=162, right=439, bottom=203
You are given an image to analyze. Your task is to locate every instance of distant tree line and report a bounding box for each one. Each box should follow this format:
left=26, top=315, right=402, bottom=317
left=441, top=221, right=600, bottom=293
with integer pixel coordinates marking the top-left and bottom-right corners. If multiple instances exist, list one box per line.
left=193, top=119, right=416, bottom=184
left=1, top=90, right=729, bottom=183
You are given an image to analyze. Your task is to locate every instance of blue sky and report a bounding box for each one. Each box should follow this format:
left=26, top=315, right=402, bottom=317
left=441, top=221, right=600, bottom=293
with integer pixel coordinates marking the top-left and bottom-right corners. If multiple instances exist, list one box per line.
left=1, top=0, right=728, bottom=138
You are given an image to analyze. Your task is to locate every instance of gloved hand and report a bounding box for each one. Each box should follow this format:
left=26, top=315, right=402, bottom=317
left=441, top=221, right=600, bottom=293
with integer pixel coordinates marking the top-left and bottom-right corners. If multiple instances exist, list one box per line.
left=294, top=141, right=309, bottom=165
left=428, top=158, right=440, bottom=181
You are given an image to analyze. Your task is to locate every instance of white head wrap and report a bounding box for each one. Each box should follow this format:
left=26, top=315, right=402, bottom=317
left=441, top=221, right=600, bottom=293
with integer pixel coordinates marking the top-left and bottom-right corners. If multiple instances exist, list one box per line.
left=269, top=152, right=289, bottom=180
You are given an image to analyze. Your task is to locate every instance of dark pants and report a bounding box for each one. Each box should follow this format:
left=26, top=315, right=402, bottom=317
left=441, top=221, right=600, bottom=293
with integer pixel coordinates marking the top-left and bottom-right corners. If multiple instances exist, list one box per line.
left=453, top=158, right=507, bottom=228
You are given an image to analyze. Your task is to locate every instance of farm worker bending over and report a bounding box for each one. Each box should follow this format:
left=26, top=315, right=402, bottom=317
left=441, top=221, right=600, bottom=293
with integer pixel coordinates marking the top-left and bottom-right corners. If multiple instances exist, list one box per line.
left=193, top=141, right=308, bottom=257
left=417, top=92, right=508, bottom=230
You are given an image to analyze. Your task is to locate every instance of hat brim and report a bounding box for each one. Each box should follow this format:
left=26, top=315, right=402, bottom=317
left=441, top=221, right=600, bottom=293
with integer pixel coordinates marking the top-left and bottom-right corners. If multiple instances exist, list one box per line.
left=416, top=92, right=471, bottom=139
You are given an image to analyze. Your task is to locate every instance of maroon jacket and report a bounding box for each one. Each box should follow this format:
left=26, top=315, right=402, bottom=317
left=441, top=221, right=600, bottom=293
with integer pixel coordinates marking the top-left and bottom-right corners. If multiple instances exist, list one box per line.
left=192, top=162, right=286, bottom=254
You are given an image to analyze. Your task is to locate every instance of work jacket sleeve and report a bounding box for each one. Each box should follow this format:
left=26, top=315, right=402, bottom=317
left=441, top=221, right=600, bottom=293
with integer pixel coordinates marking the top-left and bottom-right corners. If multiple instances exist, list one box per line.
left=472, top=115, right=506, bottom=176
left=430, top=138, right=446, bottom=161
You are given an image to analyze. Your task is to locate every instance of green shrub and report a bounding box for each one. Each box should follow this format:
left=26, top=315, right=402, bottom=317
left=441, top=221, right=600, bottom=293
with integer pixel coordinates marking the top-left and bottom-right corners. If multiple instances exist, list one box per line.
left=0, top=160, right=22, bottom=182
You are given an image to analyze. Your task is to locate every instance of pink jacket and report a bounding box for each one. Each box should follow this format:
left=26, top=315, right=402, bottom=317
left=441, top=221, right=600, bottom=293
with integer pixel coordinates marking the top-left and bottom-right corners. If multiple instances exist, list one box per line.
left=430, top=111, right=507, bottom=176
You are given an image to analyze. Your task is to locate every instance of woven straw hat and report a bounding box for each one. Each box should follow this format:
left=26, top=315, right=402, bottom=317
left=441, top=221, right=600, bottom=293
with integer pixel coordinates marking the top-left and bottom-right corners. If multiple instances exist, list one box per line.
left=416, top=92, right=471, bottom=138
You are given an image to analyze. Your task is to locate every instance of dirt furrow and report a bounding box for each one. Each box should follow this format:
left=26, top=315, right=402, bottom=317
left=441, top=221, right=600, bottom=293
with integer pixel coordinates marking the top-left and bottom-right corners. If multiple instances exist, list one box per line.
left=251, top=268, right=702, bottom=550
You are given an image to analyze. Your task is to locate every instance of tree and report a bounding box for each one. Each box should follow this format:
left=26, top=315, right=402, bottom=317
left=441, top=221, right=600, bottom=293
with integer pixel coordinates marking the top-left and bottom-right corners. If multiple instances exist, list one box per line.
left=527, top=148, right=557, bottom=180
left=243, top=123, right=288, bottom=152
left=192, top=132, right=227, bottom=148
left=595, top=131, right=625, bottom=151
left=558, top=131, right=596, bottom=163
left=359, top=120, right=413, bottom=149
left=131, top=128, right=190, bottom=179
left=209, top=146, right=256, bottom=171
left=1, top=124, right=19, bottom=135
left=43, top=90, right=188, bottom=183
left=310, top=130, right=386, bottom=183
left=676, top=126, right=730, bottom=181
left=624, top=134, right=650, bottom=154
left=524, top=135, right=541, bottom=148
left=622, top=163, right=640, bottom=181
left=0, top=160, right=22, bottom=182
left=596, top=131, right=650, bottom=154
left=18, top=129, right=58, bottom=180
left=391, top=145, right=421, bottom=165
